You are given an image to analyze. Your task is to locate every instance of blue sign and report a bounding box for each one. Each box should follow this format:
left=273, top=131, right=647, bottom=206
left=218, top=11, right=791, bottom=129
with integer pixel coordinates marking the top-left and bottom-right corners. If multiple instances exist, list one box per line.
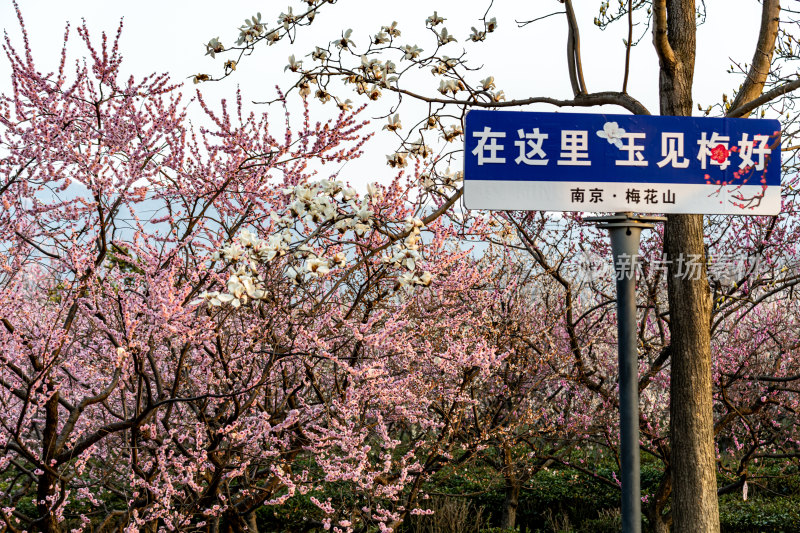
left=463, top=110, right=781, bottom=215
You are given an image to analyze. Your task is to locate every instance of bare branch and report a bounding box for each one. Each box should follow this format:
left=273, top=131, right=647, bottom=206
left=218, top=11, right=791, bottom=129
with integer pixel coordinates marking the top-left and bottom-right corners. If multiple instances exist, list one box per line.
left=564, top=0, right=588, bottom=95
left=516, top=11, right=565, bottom=27
left=652, top=0, right=677, bottom=69
left=727, top=77, right=800, bottom=118
left=386, top=85, right=651, bottom=115
left=623, top=0, right=633, bottom=93
left=729, top=0, right=781, bottom=116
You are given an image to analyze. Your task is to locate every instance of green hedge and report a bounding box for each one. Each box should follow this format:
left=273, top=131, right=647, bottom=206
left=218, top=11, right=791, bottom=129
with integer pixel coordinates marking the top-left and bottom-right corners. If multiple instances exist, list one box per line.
left=720, top=496, right=800, bottom=533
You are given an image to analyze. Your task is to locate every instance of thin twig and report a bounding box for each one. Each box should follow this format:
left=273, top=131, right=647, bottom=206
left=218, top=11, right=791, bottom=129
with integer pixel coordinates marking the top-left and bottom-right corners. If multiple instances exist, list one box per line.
left=623, top=0, right=633, bottom=93
left=516, top=11, right=565, bottom=28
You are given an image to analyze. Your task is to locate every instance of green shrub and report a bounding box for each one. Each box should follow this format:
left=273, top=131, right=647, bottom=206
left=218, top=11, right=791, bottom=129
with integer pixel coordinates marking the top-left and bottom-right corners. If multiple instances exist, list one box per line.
left=719, top=495, right=800, bottom=532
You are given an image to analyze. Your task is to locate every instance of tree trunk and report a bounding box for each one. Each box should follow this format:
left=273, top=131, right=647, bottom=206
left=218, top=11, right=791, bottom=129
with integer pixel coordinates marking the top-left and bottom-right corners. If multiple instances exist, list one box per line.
left=665, top=215, right=718, bottom=532
left=500, top=477, right=521, bottom=530
left=646, top=466, right=672, bottom=533
left=245, top=511, right=258, bottom=533
left=645, top=505, right=671, bottom=533
left=37, top=388, right=62, bottom=533
left=657, top=0, right=720, bottom=531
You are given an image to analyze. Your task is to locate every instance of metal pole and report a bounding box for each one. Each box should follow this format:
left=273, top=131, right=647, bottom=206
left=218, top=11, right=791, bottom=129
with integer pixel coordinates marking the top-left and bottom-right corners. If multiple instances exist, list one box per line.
left=584, top=213, right=664, bottom=533
left=610, top=222, right=643, bottom=533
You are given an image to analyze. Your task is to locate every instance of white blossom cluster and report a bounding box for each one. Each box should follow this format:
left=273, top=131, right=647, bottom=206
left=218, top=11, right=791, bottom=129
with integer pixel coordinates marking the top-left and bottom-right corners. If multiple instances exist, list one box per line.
left=196, top=179, right=432, bottom=308
left=194, top=230, right=288, bottom=307
left=382, top=216, right=432, bottom=288
left=420, top=167, right=463, bottom=194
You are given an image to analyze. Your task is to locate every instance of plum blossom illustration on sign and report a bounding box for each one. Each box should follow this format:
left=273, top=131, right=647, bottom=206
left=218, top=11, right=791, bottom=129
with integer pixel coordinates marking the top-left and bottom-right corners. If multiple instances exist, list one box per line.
left=710, top=143, right=731, bottom=165
left=597, top=121, right=626, bottom=149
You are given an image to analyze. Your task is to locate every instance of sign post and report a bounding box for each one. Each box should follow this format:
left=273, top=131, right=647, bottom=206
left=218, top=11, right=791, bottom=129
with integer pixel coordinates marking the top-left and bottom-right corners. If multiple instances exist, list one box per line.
left=584, top=213, right=665, bottom=533
left=464, top=110, right=781, bottom=533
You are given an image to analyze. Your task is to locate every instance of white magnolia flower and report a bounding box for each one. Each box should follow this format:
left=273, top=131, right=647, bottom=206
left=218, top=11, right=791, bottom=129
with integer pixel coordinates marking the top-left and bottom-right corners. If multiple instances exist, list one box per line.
left=361, top=55, right=378, bottom=71
left=221, top=243, right=246, bottom=262
left=354, top=223, right=371, bottom=236
left=442, top=125, right=463, bottom=142
left=397, top=271, right=416, bottom=288
left=241, top=276, right=265, bottom=299
left=403, top=44, right=423, bottom=60
left=409, top=139, right=432, bottom=158
left=335, top=219, right=352, bottom=234
left=383, top=114, right=402, bottom=131
left=438, top=27, right=457, bottom=45
left=426, top=11, right=445, bottom=26
left=404, top=216, right=424, bottom=230
left=255, top=235, right=285, bottom=262
left=442, top=167, right=463, bottom=184
left=355, top=203, right=374, bottom=222
left=266, top=31, right=280, bottom=45
left=480, top=76, right=495, bottom=91
left=367, top=84, right=382, bottom=100
left=286, top=266, right=300, bottom=284
left=469, top=27, right=486, bottom=42
left=279, top=6, right=296, bottom=25
left=597, top=121, right=626, bottom=149
left=336, top=29, right=355, bottom=50
left=312, top=46, right=328, bottom=61
left=289, top=200, right=307, bottom=218
left=438, top=79, right=463, bottom=95
left=394, top=248, right=420, bottom=270
left=418, top=271, right=432, bottom=286
left=296, top=186, right=315, bottom=203
left=315, top=89, right=331, bottom=103
left=238, top=229, right=259, bottom=248
left=320, top=179, right=343, bottom=194
left=285, top=55, right=303, bottom=72
left=341, top=187, right=357, bottom=201
left=420, top=172, right=435, bottom=191
left=381, top=21, right=400, bottom=37
left=386, top=152, right=409, bottom=168
left=305, top=257, right=330, bottom=277
left=227, top=275, right=246, bottom=298
left=315, top=198, right=337, bottom=221
left=217, top=293, right=237, bottom=305
left=366, top=183, right=381, bottom=199
left=191, top=290, right=214, bottom=306
left=205, top=37, right=224, bottom=58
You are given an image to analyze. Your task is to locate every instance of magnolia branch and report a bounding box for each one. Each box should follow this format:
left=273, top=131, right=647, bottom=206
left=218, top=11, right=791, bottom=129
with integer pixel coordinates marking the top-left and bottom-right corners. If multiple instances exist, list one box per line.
left=727, top=77, right=800, bottom=118
left=388, top=85, right=651, bottom=115
left=729, top=0, right=781, bottom=115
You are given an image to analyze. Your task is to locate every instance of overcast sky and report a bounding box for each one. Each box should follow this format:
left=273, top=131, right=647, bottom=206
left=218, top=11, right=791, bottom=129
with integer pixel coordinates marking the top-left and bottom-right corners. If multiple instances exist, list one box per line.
left=0, top=0, right=765, bottom=188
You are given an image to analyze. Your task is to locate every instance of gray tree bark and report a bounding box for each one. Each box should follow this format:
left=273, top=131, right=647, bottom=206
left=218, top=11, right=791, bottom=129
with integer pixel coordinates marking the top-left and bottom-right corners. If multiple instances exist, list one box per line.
left=656, top=0, right=782, bottom=530
left=500, top=477, right=521, bottom=530
left=656, top=0, right=720, bottom=531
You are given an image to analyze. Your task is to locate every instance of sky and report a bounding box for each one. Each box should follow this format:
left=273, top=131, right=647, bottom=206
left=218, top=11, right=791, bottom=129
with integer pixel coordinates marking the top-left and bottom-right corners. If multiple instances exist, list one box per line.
left=0, top=0, right=765, bottom=190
